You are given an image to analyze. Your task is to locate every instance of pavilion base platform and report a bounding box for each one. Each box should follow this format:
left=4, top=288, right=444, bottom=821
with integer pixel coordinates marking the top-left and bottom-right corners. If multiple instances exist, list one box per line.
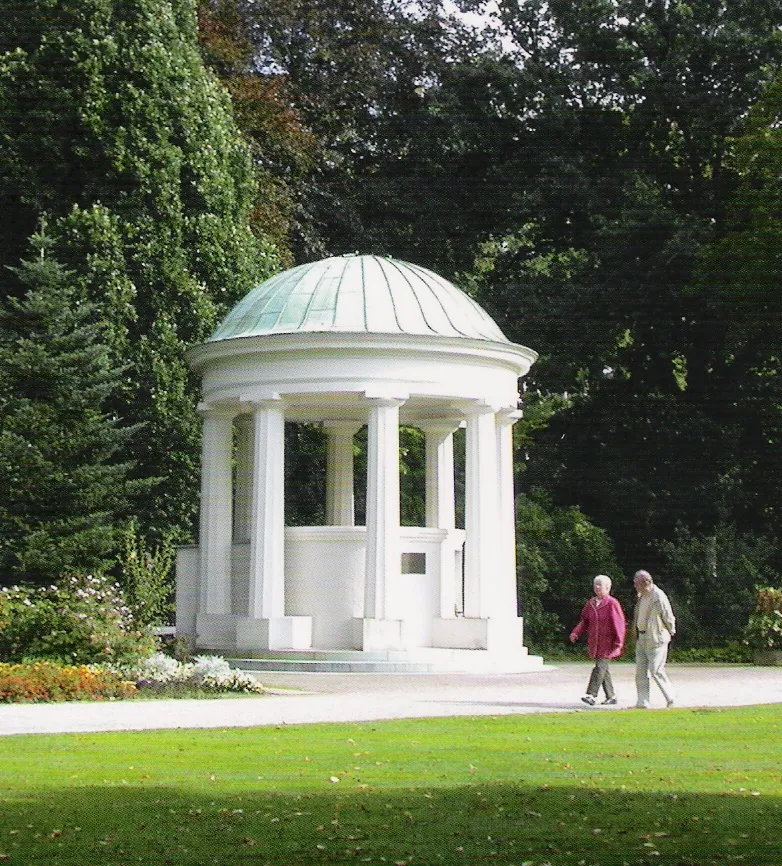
left=224, top=647, right=544, bottom=674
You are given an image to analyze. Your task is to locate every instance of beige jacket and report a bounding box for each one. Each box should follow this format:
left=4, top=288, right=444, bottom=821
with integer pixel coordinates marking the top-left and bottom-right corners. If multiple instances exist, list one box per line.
left=634, top=585, right=676, bottom=646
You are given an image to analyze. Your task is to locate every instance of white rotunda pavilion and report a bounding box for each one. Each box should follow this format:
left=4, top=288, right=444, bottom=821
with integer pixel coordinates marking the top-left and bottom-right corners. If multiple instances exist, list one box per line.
left=176, top=254, right=543, bottom=672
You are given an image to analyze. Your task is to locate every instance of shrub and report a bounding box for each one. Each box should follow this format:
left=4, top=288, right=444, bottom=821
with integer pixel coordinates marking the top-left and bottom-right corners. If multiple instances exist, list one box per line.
left=0, top=573, right=157, bottom=665
left=667, top=642, right=754, bottom=664
left=516, top=488, right=622, bottom=645
left=0, top=661, right=136, bottom=702
left=744, top=586, right=782, bottom=650
left=116, top=520, right=175, bottom=627
left=656, top=522, right=781, bottom=647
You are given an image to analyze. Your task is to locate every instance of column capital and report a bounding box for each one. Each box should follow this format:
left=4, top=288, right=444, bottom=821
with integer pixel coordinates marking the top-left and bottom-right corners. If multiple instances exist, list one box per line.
left=496, top=408, right=523, bottom=427
left=243, top=394, right=285, bottom=413
left=197, top=401, right=240, bottom=419
left=363, top=389, right=408, bottom=409
left=416, top=418, right=463, bottom=438
left=460, top=400, right=498, bottom=418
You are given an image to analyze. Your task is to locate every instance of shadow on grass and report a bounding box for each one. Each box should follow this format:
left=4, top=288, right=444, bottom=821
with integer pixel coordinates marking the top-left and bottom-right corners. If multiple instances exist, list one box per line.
left=1, top=781, right=779, bottom=865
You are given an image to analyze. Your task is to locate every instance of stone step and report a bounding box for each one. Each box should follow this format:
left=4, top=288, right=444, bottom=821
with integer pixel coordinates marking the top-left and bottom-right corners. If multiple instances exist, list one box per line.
left=226, top=649, right=545, bottom=674
left=230, top=658, right=443, bottom=674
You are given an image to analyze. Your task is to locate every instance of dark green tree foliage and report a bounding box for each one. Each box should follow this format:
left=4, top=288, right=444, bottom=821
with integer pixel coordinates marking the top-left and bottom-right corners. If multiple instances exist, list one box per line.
left=399, top=426, right=426, bottom=528
left=461, top=0, right=782, bottom=570
left=515, top=489, right=622, bottom=647
left=688, top=71, right=782, bottom=540
left=0, top=248, right=143, bottom=581
left=0, top=0, right=281, bottom=538
left=284, top=423, right=327, bottom=527
left=196, top=0, right=317, bottom=264
left=229, top=0, right=498, bottom=269
left=702, top=72, right=782, bottom=355
left=656, top=522, right=781, bottom=647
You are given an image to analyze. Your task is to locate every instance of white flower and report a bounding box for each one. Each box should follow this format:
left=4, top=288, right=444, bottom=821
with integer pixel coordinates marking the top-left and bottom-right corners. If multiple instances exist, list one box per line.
left=137, top=652, right=184, bottom=682
left=191, top=655, right=233, bottom=679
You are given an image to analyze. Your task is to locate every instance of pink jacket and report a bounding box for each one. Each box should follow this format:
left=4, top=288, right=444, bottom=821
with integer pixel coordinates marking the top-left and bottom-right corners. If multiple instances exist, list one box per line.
left=570, top=595, right=626, bottom=659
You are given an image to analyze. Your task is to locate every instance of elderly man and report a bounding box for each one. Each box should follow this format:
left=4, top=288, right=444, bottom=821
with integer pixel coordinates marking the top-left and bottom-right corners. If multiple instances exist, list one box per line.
left=633, top=569, right=676, bottom=708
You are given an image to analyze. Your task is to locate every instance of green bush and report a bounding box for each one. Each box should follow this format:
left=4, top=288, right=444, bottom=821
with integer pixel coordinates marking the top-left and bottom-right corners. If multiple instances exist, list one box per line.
left=0, top=573, right=157, bottom=665
left=744, top=586, right=782, bottom=650
left=656, top=522, right=781, bottom=647
left=116, top=520, right=175, bottom=627
left=516, top=488, right=622, bottom=645
left=667, top=642, right=754, bottom=664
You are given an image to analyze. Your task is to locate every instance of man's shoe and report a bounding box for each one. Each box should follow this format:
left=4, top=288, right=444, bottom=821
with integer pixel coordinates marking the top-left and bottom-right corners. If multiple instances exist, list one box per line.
left=666, top=698, right=675, bottom=708
left=634, top=703, right=649, bottom=709
left=581, top=695, right=596, bottom=705
left=601, top=697, right=618, bottom=705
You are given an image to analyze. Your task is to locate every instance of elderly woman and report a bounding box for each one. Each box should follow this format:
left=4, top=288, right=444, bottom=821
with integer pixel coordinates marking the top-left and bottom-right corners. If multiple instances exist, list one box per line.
left=570, top=574, right=626, bottom=706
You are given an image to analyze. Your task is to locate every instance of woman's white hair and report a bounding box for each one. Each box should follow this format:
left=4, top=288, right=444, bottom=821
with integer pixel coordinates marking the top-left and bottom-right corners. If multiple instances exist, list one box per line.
left=593, top=574, right=612, bottom=591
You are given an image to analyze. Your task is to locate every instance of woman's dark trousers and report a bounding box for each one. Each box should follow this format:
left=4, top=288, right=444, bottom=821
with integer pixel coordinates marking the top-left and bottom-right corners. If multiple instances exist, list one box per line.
left=586, top=658, right=614, bottom=699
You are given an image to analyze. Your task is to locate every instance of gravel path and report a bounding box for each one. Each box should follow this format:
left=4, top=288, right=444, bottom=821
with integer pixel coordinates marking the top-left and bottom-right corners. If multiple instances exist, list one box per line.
left=1, top=663, right=781, bottom=736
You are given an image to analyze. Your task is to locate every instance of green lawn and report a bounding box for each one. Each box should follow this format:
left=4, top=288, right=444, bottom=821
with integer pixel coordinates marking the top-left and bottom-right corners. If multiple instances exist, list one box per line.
left=0, top=705, right=780, bottom=865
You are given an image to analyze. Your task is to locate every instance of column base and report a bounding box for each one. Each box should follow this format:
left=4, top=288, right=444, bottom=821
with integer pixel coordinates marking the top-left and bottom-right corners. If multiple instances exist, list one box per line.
left=236, top=616, right=313, bottom=651
left=195, top=613, right=238, bottom=652
left=353, top=618, right=404, bottom=651
left=432, top=617, right=524, bottom=652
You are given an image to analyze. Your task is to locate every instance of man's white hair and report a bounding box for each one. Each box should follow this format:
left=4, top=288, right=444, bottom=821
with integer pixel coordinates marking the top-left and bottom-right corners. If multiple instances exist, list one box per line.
left=593, top=574, right=612, bottom=591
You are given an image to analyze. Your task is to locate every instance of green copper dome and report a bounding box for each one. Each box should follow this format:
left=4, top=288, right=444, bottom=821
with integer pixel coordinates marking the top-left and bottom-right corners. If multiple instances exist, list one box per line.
left=209, top=254, right=509, bottom=343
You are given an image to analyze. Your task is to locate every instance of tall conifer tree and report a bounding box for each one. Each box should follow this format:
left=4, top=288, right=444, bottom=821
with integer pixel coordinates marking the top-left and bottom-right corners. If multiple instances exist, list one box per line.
left=0, top=240, right=143, bottom=580
left=0, top=0, right=282, bottom=538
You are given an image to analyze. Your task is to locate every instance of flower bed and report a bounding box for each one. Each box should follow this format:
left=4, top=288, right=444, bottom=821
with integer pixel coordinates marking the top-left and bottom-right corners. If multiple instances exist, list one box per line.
left=0, top=654, right=265, bottom=702
left=126, top=653, right=265, bottom=695
left=0, top=661, right=136, bottom=702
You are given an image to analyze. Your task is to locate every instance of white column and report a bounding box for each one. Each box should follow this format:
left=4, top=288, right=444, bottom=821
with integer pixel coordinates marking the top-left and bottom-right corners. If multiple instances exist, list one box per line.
left=198, top=407, right=235, bottom=616
left=248, top=399, right=286, bottom=619
left=463, top=405, right=500, bottom=619
left=496, top=409, right=523, bottom=617
left=233, top=413, right=253, bottom=542
left=324, top=422, right=360, bottom=526
left=422, top=423, right=458, bottom=530
left=422, top=422, right=460, bottom=620
left=364, top=398, right=403, bottom=620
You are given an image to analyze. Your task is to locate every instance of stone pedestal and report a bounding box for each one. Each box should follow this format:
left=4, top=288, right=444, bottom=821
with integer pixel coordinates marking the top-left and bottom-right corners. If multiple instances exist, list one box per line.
left=195, top=613, right=238, bottom=652
left=432, top=616, right=524, bottom=652
left=354, top=617, right=404, bottom=651
left=236, top=616, right=313, bottom=651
